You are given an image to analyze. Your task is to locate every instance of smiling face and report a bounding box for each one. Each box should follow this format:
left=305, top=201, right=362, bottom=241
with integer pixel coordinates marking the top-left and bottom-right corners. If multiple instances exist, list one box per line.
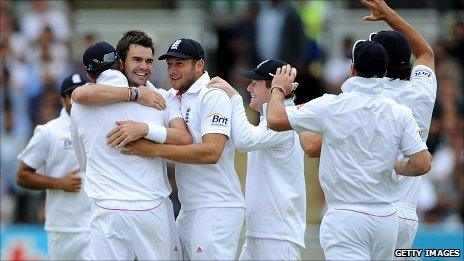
left=122, top=44, right=154, bottom=87
left=247, top=79, right=271, bottom=114
left=166, top=58, right=204, bottom=92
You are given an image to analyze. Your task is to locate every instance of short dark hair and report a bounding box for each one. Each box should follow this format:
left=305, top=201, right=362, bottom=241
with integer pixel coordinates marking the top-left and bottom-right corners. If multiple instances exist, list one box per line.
left=386, top=63, right=412, bottom=81
left=87, top=61, right=121, bottom=80
left=116, top=30, right=155, bottom=61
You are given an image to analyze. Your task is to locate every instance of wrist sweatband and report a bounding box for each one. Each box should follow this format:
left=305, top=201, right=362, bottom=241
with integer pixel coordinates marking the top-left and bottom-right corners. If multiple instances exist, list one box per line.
left=146, top=123, right=167, bottom=143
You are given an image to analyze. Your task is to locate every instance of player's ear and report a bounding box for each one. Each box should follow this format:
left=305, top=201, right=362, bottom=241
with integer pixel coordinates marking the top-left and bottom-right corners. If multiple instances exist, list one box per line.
left=350, top=63, right=357, bottom=77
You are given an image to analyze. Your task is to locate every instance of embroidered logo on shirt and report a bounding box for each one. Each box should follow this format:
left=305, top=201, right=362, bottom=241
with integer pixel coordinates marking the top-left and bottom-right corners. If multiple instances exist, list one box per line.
left=196, top=246, right=203, bottom=253
left=208, top=112, right=228, bottom=127
left=418, top=129, right=424, bottom=141
left=62, top=138, right=73, bottom=149
left=414, top=69, right=431, bottom=78
left=184, top=107, right=191, bottom=123
left=296, top=103, right=305, bottom=110
left=173, top=245, right=179, bottom=252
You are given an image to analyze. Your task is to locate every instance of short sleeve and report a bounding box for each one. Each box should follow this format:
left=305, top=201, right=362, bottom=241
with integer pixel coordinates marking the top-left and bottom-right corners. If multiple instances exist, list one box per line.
left=286, top=94, right=333, bottom=133
left=410, top=65, right=437, bottom=101
left=165, top=91, right=183, bottom=125
left=400, top=108, right=428, bottom=156
left=199, top=89, right=232, bottom=137
left=17, top=126, right=49, bottom=170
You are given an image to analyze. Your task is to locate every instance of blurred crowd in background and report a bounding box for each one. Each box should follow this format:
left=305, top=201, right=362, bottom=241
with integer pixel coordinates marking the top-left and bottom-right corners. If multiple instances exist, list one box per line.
left=1, top=0, right=463, bottom=228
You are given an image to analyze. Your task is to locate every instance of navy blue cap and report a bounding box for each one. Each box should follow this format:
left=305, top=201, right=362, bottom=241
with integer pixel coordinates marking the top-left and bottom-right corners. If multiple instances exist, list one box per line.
left=158, top=38, right=205, bottom=60
left=60, top=73, right=87, bottom=94
left=348, top=40, right=389, bottom=78
left=370, top=30, right=411, bottom=65
left=83, top=41, right=118, bottom=72
left=241, top=59, right=288, bottom=81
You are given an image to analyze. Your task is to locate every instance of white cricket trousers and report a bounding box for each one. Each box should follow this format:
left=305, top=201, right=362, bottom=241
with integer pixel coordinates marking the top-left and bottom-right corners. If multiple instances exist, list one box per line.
left=176, top=207, right=245, bottom=260
left=320, top=204, right=398, bottom=260
left=394, top=202, right=419, bottom=260
left=239, top=237, right=301, bottom=260
left=90, top=200, right=170, bottom=260
left=47, top=231, right=90, bottom=260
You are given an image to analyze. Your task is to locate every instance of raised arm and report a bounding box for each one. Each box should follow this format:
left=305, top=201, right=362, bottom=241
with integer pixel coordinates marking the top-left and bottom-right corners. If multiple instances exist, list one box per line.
left=72, top=84, right=166, bottom=109
left=267, top=65, right=297, bottom=131
left=360, top=0, right=434, bottom=71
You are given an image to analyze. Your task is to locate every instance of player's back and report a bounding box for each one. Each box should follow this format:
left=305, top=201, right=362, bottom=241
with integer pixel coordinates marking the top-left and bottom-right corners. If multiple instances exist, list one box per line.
left=71, top=70, right=170, bottom=202
left=317, top=77, right=424, bottom=210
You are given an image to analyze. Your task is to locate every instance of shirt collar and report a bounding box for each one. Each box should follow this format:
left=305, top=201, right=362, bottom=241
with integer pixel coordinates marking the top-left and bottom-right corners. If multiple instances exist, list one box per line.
left=178, top=72, right=210, bottom=96
left=261, top=98, right=295, bottom=120
left=341, top=76, right=383, bottom=95
left=59, top=108, right=71, bottom=126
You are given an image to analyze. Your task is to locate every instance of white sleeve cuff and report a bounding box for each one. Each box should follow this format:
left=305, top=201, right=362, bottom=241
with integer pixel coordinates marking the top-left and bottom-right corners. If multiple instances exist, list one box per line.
left=146, top=123, right=167, bottom=143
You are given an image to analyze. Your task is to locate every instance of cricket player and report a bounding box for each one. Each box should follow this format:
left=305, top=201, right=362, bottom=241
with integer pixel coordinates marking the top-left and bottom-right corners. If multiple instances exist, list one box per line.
left=266, top=42, right=432, bottom=260
left=71, top=31, right=187, bottom=260
left=361, top=0, right=437, bottom=252
left=16, top=73, right=91, bottom=260
left=120, top=38, right=245, bottom=260
left=303, top=0, right=437, bottom=252
left=207, top=59, right=306, bottom=260
left=70, top=41, right=190, bottom=260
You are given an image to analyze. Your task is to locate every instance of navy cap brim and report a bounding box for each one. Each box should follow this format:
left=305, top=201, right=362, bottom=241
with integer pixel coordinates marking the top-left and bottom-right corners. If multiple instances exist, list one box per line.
left=158, top=51, right=196, bottom=60
left=241, top=70, right=269, bottom=80
left=61, top=84, right=83, bottom=94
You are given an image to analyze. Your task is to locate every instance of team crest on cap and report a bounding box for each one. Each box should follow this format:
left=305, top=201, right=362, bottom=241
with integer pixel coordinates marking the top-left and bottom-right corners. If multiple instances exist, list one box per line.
left=171, top=39, right=182, bottom=50
left=71, top=74, right=82, bottom=84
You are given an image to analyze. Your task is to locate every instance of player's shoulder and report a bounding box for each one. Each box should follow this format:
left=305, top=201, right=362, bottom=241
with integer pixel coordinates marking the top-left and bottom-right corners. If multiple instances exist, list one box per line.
left=98, top=69, right=128, bottom=86
left=197, top=86, right=230, bottom=106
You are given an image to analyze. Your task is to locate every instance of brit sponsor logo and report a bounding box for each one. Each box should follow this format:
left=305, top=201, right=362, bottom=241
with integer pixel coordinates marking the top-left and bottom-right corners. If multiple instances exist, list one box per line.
left=208, top=112, right=229, bottom=127
left=62, top=138, right=73, bottom=149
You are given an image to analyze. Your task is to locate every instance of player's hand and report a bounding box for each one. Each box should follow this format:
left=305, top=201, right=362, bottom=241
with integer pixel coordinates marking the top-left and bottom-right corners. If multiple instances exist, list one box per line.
left=106, top=120, right=148, bottom=149
left=57, top=169, right=82, bottom=192
left=271, top=64, right=297, bottom=95
left=359, top=0, right=393, bottom=21
left=120, top=138, right=159, bottom=157
left=207, top=77, right=239, bottom=98
left=137, top=85, right=166, bottom=110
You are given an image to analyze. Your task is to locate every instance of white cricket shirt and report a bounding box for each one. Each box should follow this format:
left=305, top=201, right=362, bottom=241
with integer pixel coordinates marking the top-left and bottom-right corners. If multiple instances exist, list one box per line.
left=286, top=77, right=428, bottom=214
left=18, top=109, right=91, bottom=232
left=231, top=95, right=306, bottom=247
left=382, top=65, right=437, bottom=206
left=174, top=72, right=244, bottom=211
left=70, top=70, right=180, bottom=208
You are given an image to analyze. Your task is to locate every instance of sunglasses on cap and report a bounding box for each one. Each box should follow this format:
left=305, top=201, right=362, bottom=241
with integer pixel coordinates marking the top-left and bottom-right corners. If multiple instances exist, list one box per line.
left=85, top=52, right=118, bottom=72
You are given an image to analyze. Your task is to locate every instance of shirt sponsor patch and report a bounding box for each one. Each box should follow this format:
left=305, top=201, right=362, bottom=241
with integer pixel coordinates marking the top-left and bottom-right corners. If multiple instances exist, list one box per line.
left=414, top=69, right=432, bottom=78
left=208, top=112, right=229, bottom=127
left=62, top=137, right=73, bottom=149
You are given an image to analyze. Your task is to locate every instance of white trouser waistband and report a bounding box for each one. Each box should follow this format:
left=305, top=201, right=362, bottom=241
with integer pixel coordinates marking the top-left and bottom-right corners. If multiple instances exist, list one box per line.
left=393, top=201, right=417, bottom=212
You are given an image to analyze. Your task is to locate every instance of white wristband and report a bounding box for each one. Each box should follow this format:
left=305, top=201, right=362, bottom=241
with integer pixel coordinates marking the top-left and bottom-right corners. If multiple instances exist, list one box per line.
left=146, top=123, right=167, bottom=143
